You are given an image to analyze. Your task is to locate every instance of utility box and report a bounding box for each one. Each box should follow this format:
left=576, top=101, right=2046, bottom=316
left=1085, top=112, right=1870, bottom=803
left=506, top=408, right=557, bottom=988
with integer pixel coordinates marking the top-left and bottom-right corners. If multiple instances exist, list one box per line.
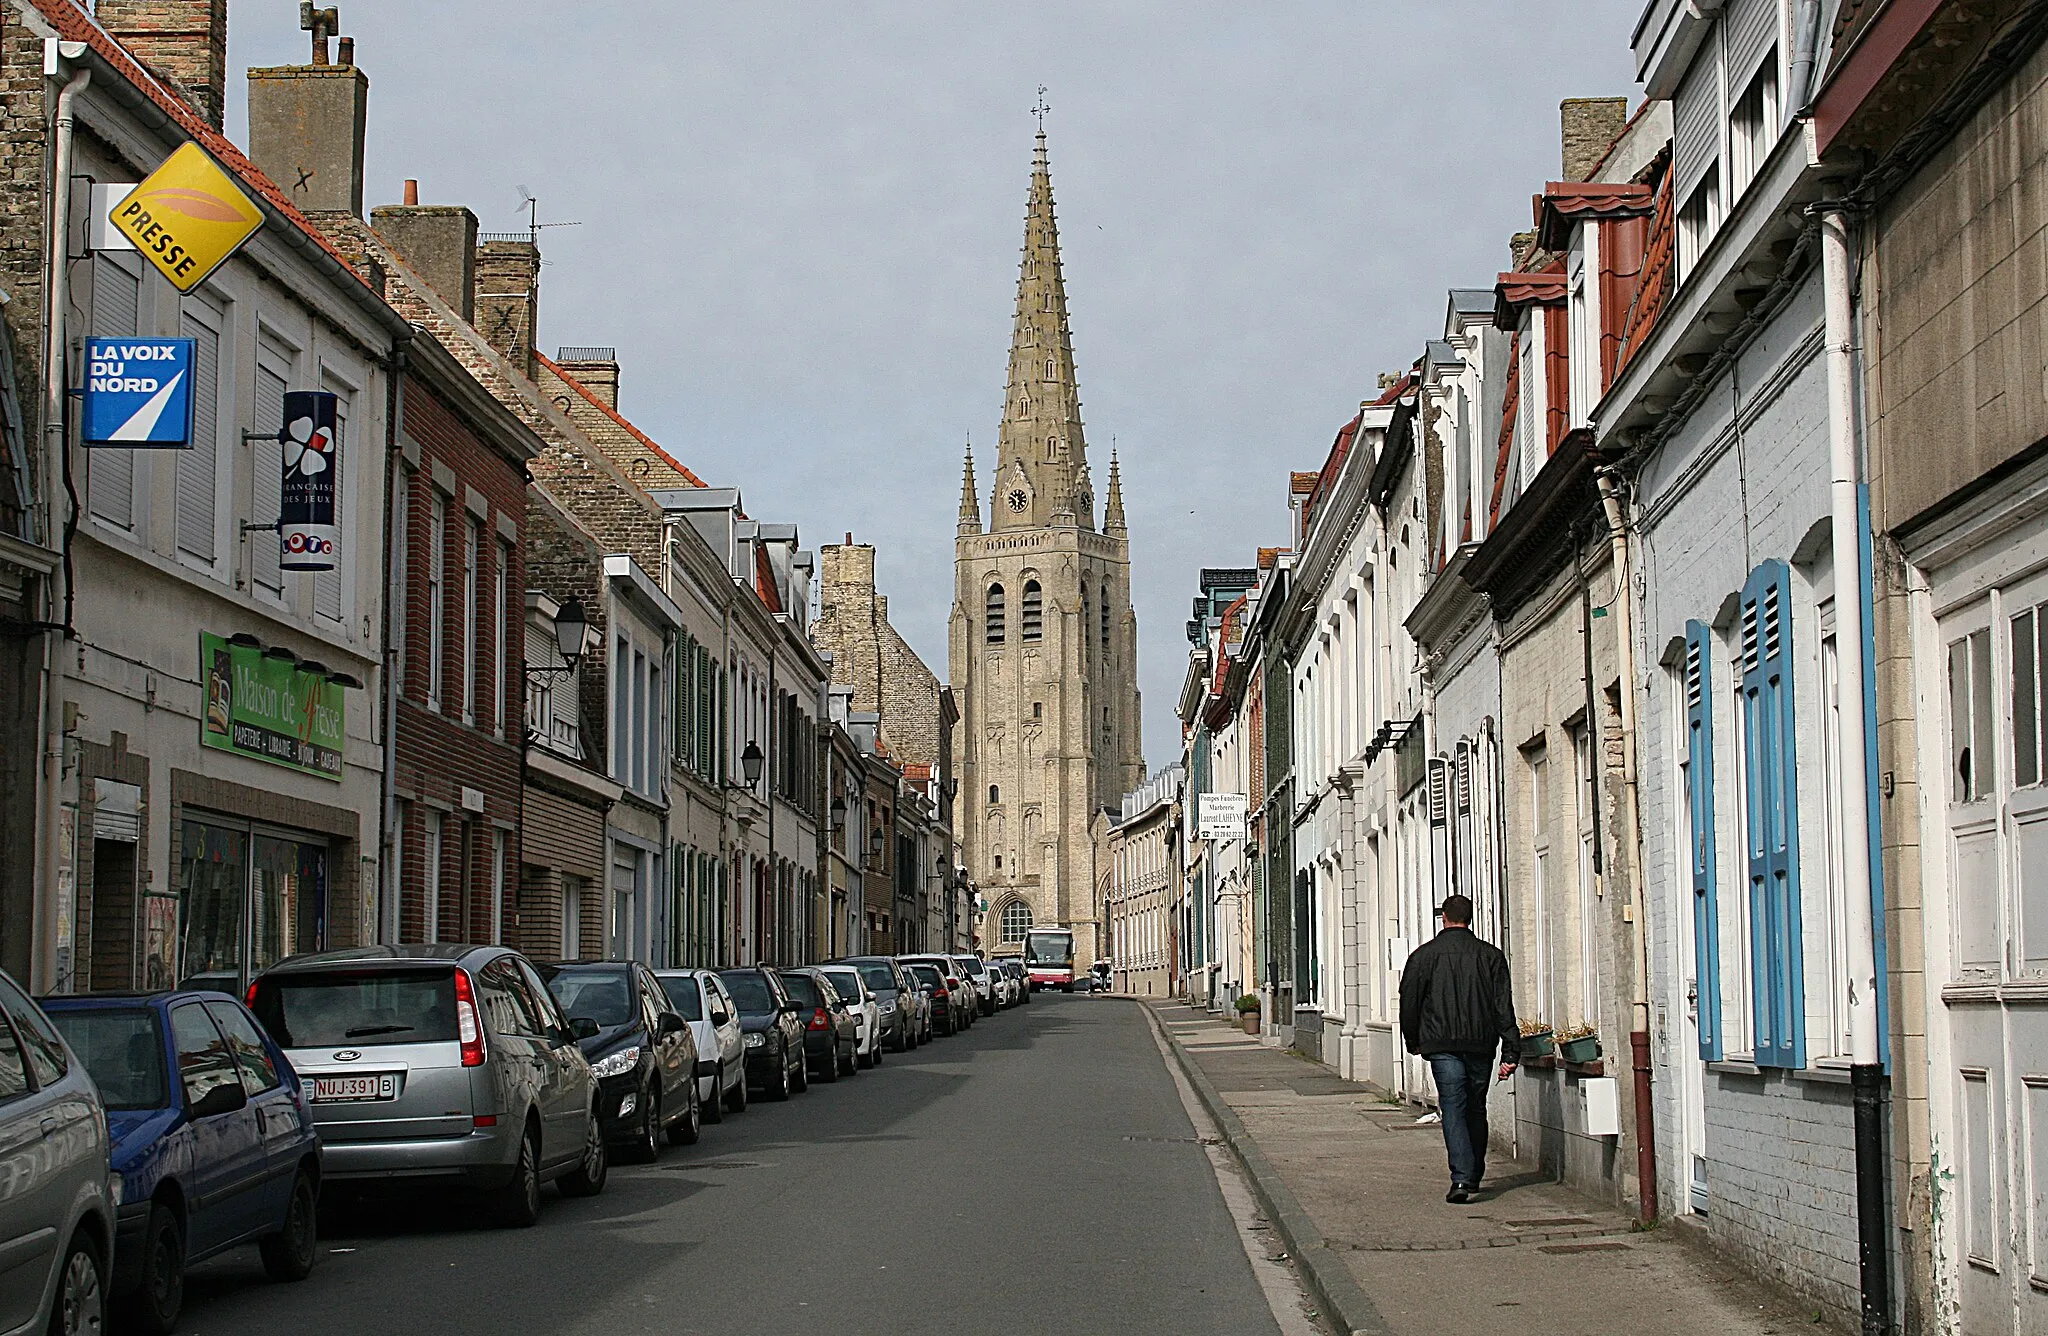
left=1580, top=1076, right=1620, bottom=1137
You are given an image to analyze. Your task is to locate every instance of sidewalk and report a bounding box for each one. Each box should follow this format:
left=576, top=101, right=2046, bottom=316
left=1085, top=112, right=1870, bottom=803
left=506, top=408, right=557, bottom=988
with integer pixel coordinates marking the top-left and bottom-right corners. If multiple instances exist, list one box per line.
left=1146, top=1002, right=1825, bottom=1336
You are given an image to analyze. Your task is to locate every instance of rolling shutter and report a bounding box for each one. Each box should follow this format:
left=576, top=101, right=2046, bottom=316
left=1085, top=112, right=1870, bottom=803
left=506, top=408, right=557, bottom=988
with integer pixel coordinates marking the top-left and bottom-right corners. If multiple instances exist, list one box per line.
left=1685, top=620, right=1724, bottom=1061
left=1673, top=37, right=1722, bottom=202
left=1741, top=560, right=1805, bottom=1069
left=175, top=313, right=218, bottom=561
left=1726, top=0, right=1781, bottom=93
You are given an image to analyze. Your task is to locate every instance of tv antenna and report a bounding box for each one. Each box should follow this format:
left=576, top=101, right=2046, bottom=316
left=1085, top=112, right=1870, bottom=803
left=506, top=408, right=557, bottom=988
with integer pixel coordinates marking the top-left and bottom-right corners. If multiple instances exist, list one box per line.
left=514, top=186, right=582, bottom=247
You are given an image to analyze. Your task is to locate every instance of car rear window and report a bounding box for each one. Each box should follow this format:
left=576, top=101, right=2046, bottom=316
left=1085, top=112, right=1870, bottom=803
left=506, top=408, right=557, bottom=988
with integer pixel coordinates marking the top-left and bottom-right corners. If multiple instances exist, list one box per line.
left=783, top=974, right=822, bottom=1006
left=659, top=977, right=703, bottom=1021
left=820, top=971, right=862, bottom=1003
left=853, top=963, right=896, bottom=993
left=959, top=958, right=987, bottom=976
left=906, top=964, right=942, bottom=987
left=251, top=969, right=456, bottom=1048
left=720, top=972, right=774, bottom=1014
left=542, top=969, right=635, bottom=1028
left=47, top=1008, right=167, bottom=1111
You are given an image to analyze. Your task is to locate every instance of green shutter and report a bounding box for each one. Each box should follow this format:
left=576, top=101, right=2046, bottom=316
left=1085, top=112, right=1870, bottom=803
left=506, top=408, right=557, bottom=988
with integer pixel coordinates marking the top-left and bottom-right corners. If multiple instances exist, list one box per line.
left=1741, top=560, right=1805, bottom=1069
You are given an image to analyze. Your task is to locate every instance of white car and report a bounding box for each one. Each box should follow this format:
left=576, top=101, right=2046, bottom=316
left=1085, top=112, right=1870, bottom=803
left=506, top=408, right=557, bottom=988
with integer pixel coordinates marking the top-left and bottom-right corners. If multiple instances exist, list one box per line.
left=655, top=969, right=748, bottom=1120
left=816, top=965, right=883, bottom=1069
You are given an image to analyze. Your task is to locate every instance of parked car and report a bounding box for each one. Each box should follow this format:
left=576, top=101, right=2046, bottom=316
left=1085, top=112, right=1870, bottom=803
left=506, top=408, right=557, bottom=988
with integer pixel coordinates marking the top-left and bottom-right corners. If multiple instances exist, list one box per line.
left=717, top=967, right=807, bottom=1099
left=1001, top=959, right=1032, bottom=1004
left=902, top=955, right=975, bottom=1027
left=983, top=961, right=1015, bottom=1008
left=834, top=956, right=920, bottom=1052
left=44, top=990, right=319, bottom=1333
left=814, top=965, right=882, bottom=1068
left=538, top=961, right=699, bottom=1161
left=0, top=969, right=113, bottom=1336
left=654, top=969, right=747, bottom=1121
left=902, top=962, right=961, bottom=1035
left=783, top=970, right=858, bottom=1081
left=953, top=955, right=999, bottom=1016
left=249, top=945, right=607, bottom=1228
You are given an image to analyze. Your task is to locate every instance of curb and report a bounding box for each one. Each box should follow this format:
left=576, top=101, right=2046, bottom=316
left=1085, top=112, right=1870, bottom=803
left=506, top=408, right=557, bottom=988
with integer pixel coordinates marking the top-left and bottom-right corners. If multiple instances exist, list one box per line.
left=1144, top=1003, right=1390, bottom=1336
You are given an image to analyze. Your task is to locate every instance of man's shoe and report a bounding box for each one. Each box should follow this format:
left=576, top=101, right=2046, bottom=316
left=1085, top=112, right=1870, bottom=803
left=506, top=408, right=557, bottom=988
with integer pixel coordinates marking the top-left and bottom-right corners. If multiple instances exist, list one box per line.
left=1446, top=1185, right=1472, bottom=1204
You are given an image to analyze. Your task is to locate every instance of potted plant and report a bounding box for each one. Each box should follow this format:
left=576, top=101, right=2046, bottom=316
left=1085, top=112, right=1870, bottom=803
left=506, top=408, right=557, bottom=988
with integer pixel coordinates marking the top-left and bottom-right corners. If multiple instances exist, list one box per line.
left=1557, top=1021, right=1601, bottom=1064
left=1517, top=1018, right=1554, bottom=1061
left=1235, top=994, right=1261, bottom=1035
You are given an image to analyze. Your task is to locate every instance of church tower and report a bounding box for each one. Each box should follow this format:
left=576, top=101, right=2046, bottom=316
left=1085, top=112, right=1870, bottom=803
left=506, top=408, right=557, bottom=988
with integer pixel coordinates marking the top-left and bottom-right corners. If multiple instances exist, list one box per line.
left=951, top=125, right=1143, bottom=969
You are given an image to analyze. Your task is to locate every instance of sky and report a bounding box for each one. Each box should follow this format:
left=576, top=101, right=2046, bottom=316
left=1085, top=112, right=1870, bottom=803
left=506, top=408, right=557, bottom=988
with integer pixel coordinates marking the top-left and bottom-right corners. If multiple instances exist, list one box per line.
left=225, top=1, right=1646, bottom=772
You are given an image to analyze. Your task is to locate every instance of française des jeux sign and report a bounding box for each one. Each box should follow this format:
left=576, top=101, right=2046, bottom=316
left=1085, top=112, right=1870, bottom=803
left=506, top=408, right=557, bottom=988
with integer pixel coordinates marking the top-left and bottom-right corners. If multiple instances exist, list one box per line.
left=82, top=338, right=193, bottom=447
left=199, top=632, right=345, bottom=780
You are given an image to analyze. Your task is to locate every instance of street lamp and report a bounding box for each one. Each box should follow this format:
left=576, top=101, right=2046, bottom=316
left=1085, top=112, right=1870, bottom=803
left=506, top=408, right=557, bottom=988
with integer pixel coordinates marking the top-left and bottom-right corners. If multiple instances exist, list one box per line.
left=739, top=740, right=764, bottom=789
left=868, top=827, right=884, bottom=858
left=829, top=796, right=847, bottom=832
left=553, top=595, right=588, bottom=667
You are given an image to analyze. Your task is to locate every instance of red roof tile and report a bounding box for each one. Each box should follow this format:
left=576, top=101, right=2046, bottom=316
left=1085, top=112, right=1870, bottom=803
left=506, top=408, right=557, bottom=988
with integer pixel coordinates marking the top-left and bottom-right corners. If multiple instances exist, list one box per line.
left=1535, top=182, right=1656, bottom=251
left=1493, top=262, right=1568, bottom=330
left=1302, top=414, right=1361, bottom=533
left=534, top=350, right=710, bottom=488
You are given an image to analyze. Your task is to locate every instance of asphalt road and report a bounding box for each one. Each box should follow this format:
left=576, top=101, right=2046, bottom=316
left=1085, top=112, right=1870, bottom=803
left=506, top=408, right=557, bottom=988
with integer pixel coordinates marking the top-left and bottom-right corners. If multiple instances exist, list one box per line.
left=176, top=993, right=1285, bottom=1336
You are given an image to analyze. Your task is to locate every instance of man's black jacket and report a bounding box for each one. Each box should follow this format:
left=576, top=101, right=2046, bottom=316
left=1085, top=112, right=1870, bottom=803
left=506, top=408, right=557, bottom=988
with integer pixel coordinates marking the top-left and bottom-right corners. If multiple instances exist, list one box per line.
left=1398, top=926, right=1520, bottom=1061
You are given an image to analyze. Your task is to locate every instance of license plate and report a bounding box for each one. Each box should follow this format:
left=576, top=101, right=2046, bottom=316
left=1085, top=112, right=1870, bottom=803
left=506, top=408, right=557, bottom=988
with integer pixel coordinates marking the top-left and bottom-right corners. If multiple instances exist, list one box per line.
left=312, top=1073, right=398, bottom=1103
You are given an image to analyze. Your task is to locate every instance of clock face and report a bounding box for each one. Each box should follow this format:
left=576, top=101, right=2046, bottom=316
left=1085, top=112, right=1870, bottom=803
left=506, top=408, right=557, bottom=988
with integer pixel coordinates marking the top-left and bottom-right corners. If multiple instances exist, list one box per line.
left=1007, top=489, right=1029, bottom=513
left=1078, top=489, right=1093, bottom=512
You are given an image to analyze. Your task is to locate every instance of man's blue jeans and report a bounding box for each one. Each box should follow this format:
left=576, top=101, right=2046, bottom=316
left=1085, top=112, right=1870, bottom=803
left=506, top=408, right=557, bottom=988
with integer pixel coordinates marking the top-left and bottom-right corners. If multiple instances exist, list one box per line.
left=1425, top=1052, right=1494, bottom=1188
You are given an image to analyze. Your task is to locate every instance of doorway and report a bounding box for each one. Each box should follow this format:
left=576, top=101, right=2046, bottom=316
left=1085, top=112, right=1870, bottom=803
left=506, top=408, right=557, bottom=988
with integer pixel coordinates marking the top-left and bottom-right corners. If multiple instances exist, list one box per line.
left=177, top=815, right=328, bottom=994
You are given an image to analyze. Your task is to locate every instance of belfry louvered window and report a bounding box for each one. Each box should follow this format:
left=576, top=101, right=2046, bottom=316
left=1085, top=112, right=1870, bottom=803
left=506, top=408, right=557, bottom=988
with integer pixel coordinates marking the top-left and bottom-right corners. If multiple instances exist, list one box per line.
left=1740, top=560, right=1804, bottom=1069
left=1022, top=581, right=1044, bottom=642
left=1685, top=620, right=1724, bottom=1061
left=985, top=584, right=1006, bottom=644
left=1101, top=594, right=1111, bottom=647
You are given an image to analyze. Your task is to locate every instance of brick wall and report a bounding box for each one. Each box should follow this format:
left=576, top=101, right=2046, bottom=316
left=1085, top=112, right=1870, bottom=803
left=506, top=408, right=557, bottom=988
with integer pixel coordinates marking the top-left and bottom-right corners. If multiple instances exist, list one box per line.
left=816, top=543, right=944, bottom=768
left=525, top=494, right=609, bottom=769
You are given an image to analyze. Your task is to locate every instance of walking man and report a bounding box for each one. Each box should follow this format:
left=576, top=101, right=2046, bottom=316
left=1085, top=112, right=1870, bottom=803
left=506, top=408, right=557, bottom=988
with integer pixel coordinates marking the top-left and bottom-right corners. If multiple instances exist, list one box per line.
left=1397, top=894, right=1519, bottom=1203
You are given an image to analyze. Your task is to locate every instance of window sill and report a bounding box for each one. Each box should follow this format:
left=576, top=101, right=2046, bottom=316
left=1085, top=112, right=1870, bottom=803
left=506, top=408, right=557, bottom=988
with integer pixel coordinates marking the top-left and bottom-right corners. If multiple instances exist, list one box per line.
left=1707, top=1059, right=1765, bottom=1077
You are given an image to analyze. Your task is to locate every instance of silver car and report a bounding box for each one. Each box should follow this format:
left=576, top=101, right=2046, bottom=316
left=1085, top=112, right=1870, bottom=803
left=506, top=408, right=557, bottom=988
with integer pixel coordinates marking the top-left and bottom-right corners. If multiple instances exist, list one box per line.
left=0, top=967, right=112, bottom=1336
left=249, top=945, right=606, bottom=1227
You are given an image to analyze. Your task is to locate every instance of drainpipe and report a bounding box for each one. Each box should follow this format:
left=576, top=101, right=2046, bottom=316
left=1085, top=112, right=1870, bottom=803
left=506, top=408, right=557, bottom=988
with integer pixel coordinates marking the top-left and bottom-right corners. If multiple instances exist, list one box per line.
left=1788, top=0, right=1826, bottom=112
left=35, top=51, right=90, bottom=993
left=1820, top=204, right=1890, bottom=1336
left=378, top=339, right=410, bottom=946
left=1596, top=465, right=1658, bottom=1225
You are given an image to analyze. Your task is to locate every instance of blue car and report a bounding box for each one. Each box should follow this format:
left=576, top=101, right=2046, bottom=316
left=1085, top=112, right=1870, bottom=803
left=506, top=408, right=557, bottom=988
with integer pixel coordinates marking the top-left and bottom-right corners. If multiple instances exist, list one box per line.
left=42, top=990, right=321, bottom=1333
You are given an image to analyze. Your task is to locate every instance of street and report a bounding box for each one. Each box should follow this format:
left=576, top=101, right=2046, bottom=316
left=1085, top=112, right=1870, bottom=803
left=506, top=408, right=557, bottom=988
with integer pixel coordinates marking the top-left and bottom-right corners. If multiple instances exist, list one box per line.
left=176, top=995, right=1291, bottom=1336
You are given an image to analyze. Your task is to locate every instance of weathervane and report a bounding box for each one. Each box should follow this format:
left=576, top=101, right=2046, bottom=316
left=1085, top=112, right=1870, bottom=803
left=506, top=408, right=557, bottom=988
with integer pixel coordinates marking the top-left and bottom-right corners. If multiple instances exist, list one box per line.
left=1033, top=86, right=1051, bottom=133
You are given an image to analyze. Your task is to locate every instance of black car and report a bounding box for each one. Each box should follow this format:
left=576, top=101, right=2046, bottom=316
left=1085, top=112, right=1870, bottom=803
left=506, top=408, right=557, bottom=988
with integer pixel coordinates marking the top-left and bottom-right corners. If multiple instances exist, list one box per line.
left=903, top=962, right=961, bottom=1035
left=836, top=956, right=919, bottom=1052
left=784, top=969, right=858, bottom=1082
left=539, top=961, right=700, bottom=1160
left=718, top=966, right=807, bottom=1099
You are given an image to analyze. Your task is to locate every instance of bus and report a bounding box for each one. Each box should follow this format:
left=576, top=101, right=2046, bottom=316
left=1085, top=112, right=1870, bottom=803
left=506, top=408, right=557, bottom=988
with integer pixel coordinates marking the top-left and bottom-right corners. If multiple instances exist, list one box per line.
left=1023, top=927, right=1077, bottom=991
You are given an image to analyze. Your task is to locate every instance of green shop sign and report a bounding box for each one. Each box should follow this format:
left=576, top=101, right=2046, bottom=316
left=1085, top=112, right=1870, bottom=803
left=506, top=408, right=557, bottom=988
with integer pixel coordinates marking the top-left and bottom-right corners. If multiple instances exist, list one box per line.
left=199, top=632, right=345, bottom=779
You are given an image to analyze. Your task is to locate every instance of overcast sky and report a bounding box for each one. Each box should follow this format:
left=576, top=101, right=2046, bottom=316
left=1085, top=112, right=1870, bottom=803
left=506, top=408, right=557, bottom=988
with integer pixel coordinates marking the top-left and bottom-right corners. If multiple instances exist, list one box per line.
left=226, top=2, right=1645, bottom=772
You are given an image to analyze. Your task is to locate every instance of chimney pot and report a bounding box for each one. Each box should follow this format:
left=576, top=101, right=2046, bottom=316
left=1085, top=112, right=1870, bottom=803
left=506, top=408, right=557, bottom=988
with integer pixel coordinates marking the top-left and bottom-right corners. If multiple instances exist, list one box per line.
left=338, top=36, right=354, bottom=66
left=403, top=179, right=418, bottom=206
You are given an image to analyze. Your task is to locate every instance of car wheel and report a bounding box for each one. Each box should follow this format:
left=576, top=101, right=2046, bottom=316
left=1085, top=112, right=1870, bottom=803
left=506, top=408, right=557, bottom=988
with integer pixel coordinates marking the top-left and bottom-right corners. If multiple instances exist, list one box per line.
left=840, top=1042, right=857, bottom=1076
left=667, top=1079, right=701, bottom=1146
left=702, top=1067, right=725, bottom=1125
left=630, top=1086, right=662, bottom=1163
left=488, top=1123, right=543, bottom=1227
left=726, top=1065, right=749, bottom=1114
left=792, top=1048, right=810, bottom=1092
left=119, top=1203, right=183, bottom=1334
left=259, top=1168, right=319, bottom=1282
left=559, top=1109, right=609, bottom=1197
left=767, top=1045, right=792, bottom=1100
left=47, top=1233, right=103, bottom=1336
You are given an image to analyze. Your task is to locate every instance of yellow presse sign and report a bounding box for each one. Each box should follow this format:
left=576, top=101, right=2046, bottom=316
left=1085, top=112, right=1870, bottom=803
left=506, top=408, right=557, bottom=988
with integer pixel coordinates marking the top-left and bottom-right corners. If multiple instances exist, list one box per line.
left=110, top=143, right=264, bottom=293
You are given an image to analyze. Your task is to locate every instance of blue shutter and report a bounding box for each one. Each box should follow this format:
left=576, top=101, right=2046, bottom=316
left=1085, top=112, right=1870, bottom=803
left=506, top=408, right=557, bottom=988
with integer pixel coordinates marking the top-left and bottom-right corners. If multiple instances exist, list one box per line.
left=1741, top=560, right=1805, bottom=1068
left=1686, top=620, right=1724, bottom=1061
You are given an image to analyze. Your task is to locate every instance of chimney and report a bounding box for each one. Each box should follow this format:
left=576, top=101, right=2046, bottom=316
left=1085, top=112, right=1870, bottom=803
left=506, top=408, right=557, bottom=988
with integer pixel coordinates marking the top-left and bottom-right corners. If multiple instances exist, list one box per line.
left=1560, top=97, right=1630, bottom=183
left=246, top=26, right=368, bottom=215
left=552, top=347, right=620, bottom=409
left=475, top=237, right=541, bottom=379
left=371, top=197, right=479, bottom=322
left=98, top=0, right=228, bottom=130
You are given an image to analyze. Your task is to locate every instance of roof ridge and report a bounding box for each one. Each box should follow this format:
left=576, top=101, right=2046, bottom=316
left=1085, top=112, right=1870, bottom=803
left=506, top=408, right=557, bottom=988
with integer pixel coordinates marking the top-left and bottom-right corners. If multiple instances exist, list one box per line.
left=533, top=349, right=710, bottom=488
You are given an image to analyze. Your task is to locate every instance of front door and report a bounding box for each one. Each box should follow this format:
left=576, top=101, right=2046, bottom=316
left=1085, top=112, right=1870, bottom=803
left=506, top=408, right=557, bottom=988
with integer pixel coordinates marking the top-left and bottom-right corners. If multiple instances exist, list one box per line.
left=1939, top=564, right=2048, bottom=1336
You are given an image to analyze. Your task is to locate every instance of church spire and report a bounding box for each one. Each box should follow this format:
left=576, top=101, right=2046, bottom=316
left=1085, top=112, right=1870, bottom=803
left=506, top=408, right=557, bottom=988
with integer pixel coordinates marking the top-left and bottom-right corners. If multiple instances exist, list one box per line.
left=1104, top=446, right=1126, bottom=535
left=958, top=439, right=982, bottom=535
left=992, top=117, right=1089, bottom=532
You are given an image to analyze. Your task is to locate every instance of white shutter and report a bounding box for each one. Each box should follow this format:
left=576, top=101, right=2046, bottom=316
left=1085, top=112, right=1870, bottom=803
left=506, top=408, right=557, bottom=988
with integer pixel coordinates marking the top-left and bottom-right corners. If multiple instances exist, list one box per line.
left=251, top=359, right=286, bottom=595
left=1726, top=0, right=1781, bottom=93
left=314, top=393, right=346, bottom=620
left=87, top=261, right=141, bottom=529
left=175, top=313, right=219, bottom=561
left=1673, top=33, right=1722, bottom=202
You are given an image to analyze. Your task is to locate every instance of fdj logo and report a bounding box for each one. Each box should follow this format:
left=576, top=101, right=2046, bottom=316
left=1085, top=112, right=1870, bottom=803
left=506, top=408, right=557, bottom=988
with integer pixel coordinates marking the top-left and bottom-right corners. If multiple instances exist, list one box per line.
left=284, top=533, right=334, bottom=556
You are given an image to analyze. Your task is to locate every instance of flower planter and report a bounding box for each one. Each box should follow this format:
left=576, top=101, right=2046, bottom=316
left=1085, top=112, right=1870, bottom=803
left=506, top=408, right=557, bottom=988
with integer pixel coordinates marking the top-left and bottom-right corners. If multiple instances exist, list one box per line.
left=1559, top=1036, right=1601, bottom=1064
left=1520, top=1034, right=1554, bottom=1061
left=1242, top=1013, right=1260, bottom=1035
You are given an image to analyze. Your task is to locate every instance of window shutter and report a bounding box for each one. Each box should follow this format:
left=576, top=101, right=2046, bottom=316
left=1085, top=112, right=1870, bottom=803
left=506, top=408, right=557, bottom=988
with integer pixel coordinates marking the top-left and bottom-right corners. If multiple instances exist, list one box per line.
left=676, top=632, right=692, bottom=761
left=1686, top=620, right=1724, bottom=1061
left=1673, top=35, right=1722, bottom=202
left=1741, top=560, right=1805, bottom=1068
left=251, top=361, right=287, bottom=594
left=88, top=262, right=142, bottom=529
left=1726, top=0, right=1780, bottom=93
left=175, top=315, right=220, bottom=560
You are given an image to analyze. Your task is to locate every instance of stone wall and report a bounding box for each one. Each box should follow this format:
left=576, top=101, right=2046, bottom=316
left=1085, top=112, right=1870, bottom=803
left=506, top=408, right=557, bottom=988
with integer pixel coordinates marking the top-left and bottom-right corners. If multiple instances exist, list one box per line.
left=815, top=542, right=943, bottom=768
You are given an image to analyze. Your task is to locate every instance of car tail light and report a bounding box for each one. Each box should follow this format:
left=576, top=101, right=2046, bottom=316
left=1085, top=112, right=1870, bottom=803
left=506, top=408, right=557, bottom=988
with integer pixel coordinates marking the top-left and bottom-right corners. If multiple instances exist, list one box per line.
left=245, top=980, right=259, bottom=1008
left=809, top=1007, right=830, bottom=1031
left=453, top=967, right=487, bottom=1068
left=933, top=987, right=948, bottom=999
